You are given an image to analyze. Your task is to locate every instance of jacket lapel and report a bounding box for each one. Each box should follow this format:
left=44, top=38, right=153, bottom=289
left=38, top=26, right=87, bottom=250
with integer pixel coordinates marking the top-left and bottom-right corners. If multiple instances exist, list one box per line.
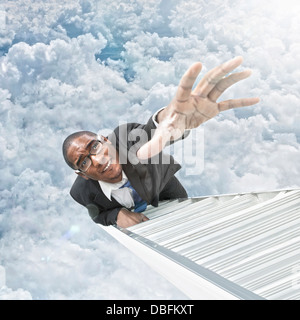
left=122, top=162, right=152, bottom=203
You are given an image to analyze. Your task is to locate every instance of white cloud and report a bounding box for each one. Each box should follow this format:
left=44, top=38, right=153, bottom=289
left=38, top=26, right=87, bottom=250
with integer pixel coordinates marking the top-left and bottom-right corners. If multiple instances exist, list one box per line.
left=0, top=169, right=186, bottom=299
left=0, top=0, right=299, bottom=300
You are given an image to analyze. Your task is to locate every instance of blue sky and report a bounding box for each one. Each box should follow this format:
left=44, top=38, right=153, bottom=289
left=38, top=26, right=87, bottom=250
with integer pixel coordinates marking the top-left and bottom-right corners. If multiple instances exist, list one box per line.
left=0, top=0, right=299, bottom=299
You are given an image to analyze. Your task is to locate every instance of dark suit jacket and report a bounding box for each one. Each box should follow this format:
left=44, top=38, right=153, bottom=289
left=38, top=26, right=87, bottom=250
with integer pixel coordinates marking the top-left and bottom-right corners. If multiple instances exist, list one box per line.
left=70, top=116, right=188, bottom=226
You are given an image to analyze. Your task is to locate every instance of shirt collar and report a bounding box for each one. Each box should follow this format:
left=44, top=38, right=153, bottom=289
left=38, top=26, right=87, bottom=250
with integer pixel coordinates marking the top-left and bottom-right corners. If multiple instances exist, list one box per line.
left=98, top=171, right=128, bottom=200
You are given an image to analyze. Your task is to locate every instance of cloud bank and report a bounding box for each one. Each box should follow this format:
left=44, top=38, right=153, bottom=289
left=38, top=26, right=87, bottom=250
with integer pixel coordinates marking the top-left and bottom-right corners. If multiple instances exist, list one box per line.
left=0, top=0, right=299, bottom=299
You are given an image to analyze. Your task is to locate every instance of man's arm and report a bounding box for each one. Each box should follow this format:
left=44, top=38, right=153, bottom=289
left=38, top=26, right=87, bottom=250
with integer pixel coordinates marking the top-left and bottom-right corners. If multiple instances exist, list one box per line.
left=86, top=204, right=148, bottom=227
left=86, top=204, right=121, bottom=226
left=137, top=56, right=260, bottom=160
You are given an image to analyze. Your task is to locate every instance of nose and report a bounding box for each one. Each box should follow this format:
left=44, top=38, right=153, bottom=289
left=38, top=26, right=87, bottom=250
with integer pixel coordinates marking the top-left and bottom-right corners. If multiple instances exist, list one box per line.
left=90, top=152, right=107, bottom=165
left=90, top=144, right=109, bottom=165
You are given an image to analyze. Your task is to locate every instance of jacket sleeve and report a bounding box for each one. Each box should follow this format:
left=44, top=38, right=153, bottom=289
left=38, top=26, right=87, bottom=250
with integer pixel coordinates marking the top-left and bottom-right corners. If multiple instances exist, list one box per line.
left=69, top=177, right=122, bottom=226
left=86, top=203, right=121, bottom=226
left=70, top=192, right=122, bottom=226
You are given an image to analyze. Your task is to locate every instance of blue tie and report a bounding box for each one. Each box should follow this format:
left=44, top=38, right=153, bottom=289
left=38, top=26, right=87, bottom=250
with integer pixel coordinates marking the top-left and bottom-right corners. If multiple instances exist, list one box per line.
left=121, top=180, right=148, bottom=213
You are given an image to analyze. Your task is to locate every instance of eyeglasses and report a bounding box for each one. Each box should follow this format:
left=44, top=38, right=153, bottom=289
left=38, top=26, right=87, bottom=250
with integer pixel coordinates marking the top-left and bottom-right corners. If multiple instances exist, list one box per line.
left=76, top=136, right=104, bottom=173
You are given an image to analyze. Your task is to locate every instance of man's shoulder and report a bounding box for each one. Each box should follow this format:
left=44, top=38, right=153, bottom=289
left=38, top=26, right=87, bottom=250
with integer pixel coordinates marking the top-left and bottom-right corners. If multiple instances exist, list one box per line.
left=111, top=116, right=155, bottom=136
left=70, top=175, right=88, bottom=192
left=110, top=121, right=148, bottom=136
left=108, top=117, right=156, bottom=148
left=70, top=176, right=100, bottom=205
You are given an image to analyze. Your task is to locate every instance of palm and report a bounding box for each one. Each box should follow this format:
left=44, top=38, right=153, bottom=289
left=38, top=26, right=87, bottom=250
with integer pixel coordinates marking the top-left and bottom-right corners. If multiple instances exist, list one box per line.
left=171, top=56, right=259, bottom=129
left=171, top=94, right=219, bottom=129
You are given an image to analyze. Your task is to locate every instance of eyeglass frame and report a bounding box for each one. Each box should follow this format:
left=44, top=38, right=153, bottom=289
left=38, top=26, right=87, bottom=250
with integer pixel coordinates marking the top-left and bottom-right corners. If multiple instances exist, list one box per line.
left=75, top=135, right=105, bottom=173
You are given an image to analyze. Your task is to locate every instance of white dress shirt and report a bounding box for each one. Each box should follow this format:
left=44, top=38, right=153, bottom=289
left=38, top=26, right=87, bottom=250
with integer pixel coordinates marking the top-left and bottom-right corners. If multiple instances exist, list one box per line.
left=98, top=171, right=135, bottom=208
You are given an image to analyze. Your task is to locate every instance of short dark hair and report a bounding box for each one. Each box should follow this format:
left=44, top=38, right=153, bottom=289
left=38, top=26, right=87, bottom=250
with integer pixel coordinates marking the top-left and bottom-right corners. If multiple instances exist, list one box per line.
left=62, top=131, right=97, bottom=169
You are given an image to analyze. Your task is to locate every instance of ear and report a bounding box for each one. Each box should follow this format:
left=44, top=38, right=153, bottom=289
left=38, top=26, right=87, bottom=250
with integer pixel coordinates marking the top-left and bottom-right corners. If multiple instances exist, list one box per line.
left=75, top=171, right=89, bottom=180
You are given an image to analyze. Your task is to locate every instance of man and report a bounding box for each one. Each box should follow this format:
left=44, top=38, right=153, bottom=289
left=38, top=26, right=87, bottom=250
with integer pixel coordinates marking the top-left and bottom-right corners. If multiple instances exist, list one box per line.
left=62, top=56, right=259, bottom=228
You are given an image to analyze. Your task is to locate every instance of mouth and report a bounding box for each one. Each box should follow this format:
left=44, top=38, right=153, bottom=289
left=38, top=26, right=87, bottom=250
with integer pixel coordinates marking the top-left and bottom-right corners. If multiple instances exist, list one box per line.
left=102, top=159, right=112, bottom=173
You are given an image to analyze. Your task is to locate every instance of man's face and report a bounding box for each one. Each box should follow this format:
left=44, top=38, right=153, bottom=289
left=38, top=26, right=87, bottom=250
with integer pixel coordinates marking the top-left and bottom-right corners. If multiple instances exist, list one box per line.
left=67, top=133, right=123, bottom=183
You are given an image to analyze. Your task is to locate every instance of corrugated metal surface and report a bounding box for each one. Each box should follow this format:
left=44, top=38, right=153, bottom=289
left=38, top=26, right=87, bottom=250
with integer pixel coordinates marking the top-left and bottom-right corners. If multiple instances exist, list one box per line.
left=124, top=189, right=300, bottom=300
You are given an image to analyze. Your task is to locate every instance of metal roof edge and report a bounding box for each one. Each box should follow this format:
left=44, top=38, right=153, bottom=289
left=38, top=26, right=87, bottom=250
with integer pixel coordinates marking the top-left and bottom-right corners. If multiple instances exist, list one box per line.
left=119, top=226, right=265, bottom=300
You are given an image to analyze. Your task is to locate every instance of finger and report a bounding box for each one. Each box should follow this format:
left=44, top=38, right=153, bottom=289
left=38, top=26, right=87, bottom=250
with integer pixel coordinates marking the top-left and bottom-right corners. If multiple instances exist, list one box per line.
left=141, top=214, right=150, bottom=222
left=176, top=62, right=202, bottom=102
left=194, top=56, right=244, bottom=98
left=218, top=97, right=260, bottom=112
left=208, top=69, right=252, bottom=102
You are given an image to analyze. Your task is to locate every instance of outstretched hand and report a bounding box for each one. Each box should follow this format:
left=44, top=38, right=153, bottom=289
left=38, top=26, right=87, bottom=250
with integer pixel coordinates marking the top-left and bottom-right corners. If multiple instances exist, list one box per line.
left=137, top=56, right=260, bottom=160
